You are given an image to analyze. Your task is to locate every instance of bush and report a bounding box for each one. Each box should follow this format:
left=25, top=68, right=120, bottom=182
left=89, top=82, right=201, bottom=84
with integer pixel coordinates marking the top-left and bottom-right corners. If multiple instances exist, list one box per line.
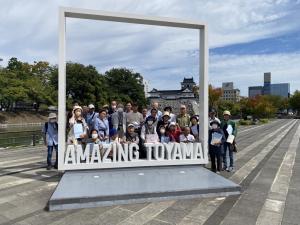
left=239, top=119, right=252, bottom=126
left=259, top=118, right=269, bottom=124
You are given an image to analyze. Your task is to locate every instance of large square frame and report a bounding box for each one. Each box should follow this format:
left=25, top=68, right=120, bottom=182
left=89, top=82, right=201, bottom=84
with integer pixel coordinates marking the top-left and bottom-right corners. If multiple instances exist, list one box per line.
left=58, top=7, right=208, bottom=170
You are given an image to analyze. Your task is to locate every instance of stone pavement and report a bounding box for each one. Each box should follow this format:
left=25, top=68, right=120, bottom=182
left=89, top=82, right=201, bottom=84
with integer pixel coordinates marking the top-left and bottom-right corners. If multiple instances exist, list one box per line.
left=0, top=119, right=299, bottom=225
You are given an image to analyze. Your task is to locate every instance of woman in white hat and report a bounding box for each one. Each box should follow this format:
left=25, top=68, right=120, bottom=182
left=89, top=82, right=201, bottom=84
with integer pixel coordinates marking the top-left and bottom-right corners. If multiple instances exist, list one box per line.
left=67, top=106, right=88, bottom=145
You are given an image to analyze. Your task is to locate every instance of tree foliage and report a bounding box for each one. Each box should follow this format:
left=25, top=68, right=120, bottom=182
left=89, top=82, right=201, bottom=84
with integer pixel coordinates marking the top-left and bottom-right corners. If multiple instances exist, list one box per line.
left=0, top=58, right=147, bottom=111
left=289, top=90, right=300, bottom=114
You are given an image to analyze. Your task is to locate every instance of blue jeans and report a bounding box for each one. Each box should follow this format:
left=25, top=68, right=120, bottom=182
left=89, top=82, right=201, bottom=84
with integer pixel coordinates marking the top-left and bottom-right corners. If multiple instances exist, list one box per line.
left=223, top=142, right=234, bottom=168
left=47, top=145, right=58, bottom=166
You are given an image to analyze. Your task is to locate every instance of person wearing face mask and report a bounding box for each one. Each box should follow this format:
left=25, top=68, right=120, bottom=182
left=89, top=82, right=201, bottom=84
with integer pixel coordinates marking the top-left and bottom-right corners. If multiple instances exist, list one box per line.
left=111, top=104, right=127, bottom=139
left=68, top=106, right=88, bottom=145
left=42, top=113, right=58, bottom=170
left=94, top=109, right=109, bottom=143
left=140, top=116, right=159, bottom=143
left=209, top=120, right=225, bottom=173
left=168, top=122, right=181, bottom=143
left=158, top=125, right=171, bottom=143
left=156, top=111, right=171, bottom=139
left=190, top=115, right=200, bottom=141
left=88, top=129, right=100, bottom=144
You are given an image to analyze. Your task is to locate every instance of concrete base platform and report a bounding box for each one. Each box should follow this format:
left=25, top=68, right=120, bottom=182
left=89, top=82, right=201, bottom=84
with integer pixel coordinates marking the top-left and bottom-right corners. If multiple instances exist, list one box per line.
left=48, top=166, right=241, bottom=211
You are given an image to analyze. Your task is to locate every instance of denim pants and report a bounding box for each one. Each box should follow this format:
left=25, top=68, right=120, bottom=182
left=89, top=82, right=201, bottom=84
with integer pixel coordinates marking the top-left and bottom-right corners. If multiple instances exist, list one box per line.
left=47, top=145, right=58, bottom=166
left=223, top=142, right=234, bottom=168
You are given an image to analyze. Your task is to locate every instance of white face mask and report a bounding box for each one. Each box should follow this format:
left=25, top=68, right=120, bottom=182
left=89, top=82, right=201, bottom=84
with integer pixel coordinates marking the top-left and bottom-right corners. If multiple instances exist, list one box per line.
left=50, top=118, right=57, bottom=123
left=112, top=105, right=116, bottom=109
left=118, top=108, right=123, bottom=113
left=212, top=124, right=218, bottom=129
left=147, top=121, right=153, bottom=125
left=160, top=129, right=166, bottom=134
left=92, top=133, right=98, bottom=139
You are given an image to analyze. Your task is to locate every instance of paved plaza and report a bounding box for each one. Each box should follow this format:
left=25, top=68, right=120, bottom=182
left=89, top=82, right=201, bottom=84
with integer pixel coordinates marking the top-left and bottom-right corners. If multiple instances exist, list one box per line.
left=0, top=119, right=299, bottom=225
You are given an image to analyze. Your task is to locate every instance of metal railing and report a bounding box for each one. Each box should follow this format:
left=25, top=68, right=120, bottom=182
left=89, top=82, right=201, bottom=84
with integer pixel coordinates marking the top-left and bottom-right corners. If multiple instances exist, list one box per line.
left=0, top=130, right=44, bottom=148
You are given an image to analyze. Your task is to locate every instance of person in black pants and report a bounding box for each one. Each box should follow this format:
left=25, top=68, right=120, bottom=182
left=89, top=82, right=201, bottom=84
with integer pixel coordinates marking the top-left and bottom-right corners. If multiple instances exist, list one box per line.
left=208, top=120, right=225, bottom=173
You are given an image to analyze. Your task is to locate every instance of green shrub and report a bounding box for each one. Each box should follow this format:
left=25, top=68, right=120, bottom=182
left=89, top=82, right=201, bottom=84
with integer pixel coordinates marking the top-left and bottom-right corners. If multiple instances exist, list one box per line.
left=239, top=119, right=252, bottom=126
left=259, top=118, right=269, bottom=124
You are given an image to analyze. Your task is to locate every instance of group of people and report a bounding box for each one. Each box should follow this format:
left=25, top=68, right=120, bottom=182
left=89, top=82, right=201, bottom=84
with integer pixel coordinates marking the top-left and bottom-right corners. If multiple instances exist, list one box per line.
left=42, top=101, right=237, bottom=172
left=66, top=101, right=200, bottom=146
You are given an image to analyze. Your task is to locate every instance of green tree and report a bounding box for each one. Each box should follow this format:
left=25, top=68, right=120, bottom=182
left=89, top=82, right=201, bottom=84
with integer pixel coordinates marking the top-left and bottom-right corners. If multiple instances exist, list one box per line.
left=104, top=68, right=146, bottom=107
left=289, top=90, right=300, bottom=114
left=0, top=69, right=28, bottom=110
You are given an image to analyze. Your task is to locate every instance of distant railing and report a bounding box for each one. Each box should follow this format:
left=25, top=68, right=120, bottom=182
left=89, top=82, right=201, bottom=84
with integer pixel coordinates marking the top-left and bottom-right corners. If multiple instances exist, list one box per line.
left=0, top=130, right=44, bottom=148
left=0, top=122, right=43, bottom=129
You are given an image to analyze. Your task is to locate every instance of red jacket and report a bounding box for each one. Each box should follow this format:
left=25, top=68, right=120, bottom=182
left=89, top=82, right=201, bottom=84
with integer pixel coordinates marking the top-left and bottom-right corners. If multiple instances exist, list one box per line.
left=169, top=128, right=181, bottom=142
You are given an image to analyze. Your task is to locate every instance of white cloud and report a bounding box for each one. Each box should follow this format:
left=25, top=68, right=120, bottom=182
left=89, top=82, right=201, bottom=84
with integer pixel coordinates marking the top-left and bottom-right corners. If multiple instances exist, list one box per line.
left=0, top=0, right=300, bottom=94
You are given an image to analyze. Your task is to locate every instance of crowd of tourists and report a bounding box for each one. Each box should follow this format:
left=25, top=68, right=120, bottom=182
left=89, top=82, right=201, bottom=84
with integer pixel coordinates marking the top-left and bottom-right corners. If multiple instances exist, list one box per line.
left=42, top=101, right=237, bottom=173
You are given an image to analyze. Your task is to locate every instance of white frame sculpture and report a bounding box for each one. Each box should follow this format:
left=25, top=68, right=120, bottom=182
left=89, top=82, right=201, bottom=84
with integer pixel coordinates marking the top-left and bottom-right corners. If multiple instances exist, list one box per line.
left=58, top=7, right=208, bottom=170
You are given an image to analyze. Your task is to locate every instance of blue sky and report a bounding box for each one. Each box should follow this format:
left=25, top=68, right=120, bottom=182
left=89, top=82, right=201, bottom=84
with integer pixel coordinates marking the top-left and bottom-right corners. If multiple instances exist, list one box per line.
left=0, top=0, right=300, bottom=96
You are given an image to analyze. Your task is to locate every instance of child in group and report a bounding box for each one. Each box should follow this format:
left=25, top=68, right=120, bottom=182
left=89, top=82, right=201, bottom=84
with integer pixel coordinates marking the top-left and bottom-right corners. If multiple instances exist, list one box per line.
left=88, top=129, right=100, bottom=144
left=179, top=126, right=195, bottom=143
left=158, top=125, right=171, bottom=143
left=125, top=124, right=139, bottom=145
left=168, top=122, right=181, bottom=142
left=208, top=120, right=226, bottom=173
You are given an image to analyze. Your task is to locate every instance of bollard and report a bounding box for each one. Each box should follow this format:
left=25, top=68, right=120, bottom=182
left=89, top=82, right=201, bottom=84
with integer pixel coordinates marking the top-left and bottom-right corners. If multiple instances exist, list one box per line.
left=32, top=134, right=36, bottom=146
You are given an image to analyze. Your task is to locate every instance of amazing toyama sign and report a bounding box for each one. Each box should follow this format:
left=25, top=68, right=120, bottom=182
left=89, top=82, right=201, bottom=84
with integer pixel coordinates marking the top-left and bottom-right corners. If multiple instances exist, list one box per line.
left=64, top=142, right=207, bottom=169
left=57, top=7, right=208, bottom=170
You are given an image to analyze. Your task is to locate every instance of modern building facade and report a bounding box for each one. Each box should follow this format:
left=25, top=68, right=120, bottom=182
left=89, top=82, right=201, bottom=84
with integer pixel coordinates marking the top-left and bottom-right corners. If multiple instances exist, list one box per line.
left=248, top=72, right=290, bottom=98
left=249, top=86, right=263, bottom=98
left=270, top=83, right=290, bottom=98
left=221, top=82, right=241, bottom=102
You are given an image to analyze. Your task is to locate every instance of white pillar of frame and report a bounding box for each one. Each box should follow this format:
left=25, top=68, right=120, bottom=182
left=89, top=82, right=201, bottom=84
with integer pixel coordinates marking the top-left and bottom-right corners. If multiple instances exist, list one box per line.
left=58, top=8, right=66, bottom=170
left=199, top=27, right=209, bottom=164
left=57, top=7, right=208, bottom=170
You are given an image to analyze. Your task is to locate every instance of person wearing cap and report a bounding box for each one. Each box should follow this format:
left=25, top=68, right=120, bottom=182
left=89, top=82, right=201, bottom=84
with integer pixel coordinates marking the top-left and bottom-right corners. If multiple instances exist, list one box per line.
left=190, top=115, right=200, bottom=141
left=126, top=103, right=143, bottom=133
left=164, top=106, right=176, bottom=123
left=221, top=110, right=237, bottom=172
left=140, top=116, right=159, bottom=143
left=209, top=109, right=221, bottom=127
left=168, top=122, right=181, bottom=142
left=86, top=104, right=99, bottom=132
left=156, top=111, right=171, bottom=138
left=125, top=124, right=139, bottom=145
left=176, top=104, right=191, bottom=129
left=179, top=126, right=195, bottom=143
left=102, top=104, right=110, bottom=115
left=42, top=113, right=58, bottom=170
left=209, top=120, right=225, bottom=173
left=94, top=109, right=109, bottom=143
left=67, top=105, right=88, bottom=145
